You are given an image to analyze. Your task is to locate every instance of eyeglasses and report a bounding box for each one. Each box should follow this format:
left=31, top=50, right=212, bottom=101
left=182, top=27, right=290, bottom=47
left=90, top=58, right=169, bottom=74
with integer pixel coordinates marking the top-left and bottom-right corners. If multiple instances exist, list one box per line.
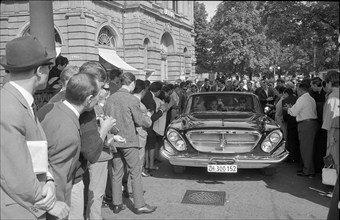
left=42, top=64, right=53, bottom=71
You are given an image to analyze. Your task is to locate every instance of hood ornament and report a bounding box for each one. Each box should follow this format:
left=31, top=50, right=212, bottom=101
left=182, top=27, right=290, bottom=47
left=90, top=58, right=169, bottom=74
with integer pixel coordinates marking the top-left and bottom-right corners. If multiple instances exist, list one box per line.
left=219, top=134, right=228, bottom=149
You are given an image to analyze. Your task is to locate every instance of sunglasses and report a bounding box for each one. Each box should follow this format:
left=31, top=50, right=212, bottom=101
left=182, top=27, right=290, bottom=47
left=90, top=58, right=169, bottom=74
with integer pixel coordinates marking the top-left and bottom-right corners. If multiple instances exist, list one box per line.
left=322, top=81, right=327, bottom=88
left=103, top=87, right=110, bottom=91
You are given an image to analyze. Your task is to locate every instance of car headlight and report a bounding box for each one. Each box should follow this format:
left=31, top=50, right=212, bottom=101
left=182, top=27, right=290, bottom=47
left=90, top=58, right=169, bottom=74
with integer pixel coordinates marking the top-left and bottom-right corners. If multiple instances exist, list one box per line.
left=269, top=132, right=281, bottom=143
left=261, top=130, right=283, bottom=153
left=167, top=129, right=187, bottom=151
left=168, top=131, right=179, bottom=142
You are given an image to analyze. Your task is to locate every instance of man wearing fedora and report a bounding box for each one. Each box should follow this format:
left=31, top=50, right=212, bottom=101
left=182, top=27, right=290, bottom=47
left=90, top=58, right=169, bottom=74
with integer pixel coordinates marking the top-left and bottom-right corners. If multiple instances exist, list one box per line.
left=0, top=36, right=69, bottom=219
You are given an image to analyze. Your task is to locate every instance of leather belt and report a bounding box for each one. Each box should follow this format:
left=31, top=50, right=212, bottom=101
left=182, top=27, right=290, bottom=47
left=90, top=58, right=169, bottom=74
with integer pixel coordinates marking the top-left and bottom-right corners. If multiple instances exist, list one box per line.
left=297, top=119, right=317, bottom=124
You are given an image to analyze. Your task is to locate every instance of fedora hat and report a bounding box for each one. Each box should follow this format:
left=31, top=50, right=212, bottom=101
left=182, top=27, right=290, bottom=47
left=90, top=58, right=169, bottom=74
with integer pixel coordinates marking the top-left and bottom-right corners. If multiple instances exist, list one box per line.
left=0, top=35, right=55, bottom=72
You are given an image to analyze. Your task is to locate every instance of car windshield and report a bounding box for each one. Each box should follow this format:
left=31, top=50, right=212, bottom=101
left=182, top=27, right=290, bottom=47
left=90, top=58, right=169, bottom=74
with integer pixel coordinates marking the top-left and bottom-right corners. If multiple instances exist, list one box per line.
left=185, top=93, right=262, bottom=114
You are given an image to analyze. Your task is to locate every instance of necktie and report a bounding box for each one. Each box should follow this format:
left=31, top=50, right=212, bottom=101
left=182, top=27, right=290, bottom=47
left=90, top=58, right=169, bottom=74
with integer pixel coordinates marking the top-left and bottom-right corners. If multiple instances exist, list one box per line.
left=31, top=102, right=38, bottom=122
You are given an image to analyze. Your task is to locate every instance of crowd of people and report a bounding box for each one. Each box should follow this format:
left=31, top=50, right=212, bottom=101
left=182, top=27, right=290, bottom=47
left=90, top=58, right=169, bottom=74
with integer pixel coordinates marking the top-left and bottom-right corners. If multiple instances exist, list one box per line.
left=0, top=35, right=338, bottom=220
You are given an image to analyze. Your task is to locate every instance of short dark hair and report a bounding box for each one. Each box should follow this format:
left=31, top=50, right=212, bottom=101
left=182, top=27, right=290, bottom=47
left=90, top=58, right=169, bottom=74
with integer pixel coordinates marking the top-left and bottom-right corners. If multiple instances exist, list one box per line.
left=276, top=78, right=285, bottom=84
left=144, top=80, right=151, bottom=88
left=79, top=61, right=107, bottom=82
left=311, top=77, right=322, bottom=87
left=120, top=72, right=135, bottom=86
left=277, top=86, right=286, bottom=94
left=162, top=84, right=172, bottom=93
left=283, top=88, right=294, bottom=95
left=179, top=82, right=187, bottom=88
left=55, top=55, right=69, bottom=66
left=166, top=84, right=174, bottom=90
left=149, top=81, right=163, bottom=93
left=108, top=68, right=122, bottom=80
left=133, top=79, right=145, bottom=94
left=297, top=81, right=310, bottom=92
left=324, top=70, right=340, bottom=87
left=65, top=73, right=99, bottom=105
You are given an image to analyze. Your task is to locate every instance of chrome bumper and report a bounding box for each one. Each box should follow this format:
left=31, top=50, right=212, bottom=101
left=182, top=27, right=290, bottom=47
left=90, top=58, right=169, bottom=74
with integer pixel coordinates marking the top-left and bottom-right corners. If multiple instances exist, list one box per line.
left=160, top=141, right=289, bottom=169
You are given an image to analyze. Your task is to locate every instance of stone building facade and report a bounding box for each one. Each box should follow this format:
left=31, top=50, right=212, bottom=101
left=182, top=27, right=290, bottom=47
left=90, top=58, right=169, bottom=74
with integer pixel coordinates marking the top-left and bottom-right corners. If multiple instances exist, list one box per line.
left=0, top=0, right=195, bottom=85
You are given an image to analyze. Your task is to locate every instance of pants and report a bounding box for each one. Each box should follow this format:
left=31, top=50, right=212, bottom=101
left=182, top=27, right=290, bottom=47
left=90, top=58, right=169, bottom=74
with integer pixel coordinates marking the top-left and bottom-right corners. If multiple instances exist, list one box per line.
left=112, top=147, right=145, bottom=209
left=86, top=161, right=108, bottom=220
left=105, top=160, right=113, bottom=200
left=298, top=120, right=318, bottom=175
left=69, top=180, right=84, bottom=220
left=286, top=122, right=300, bottom=161
left=313, top=127, right=327, bottom=172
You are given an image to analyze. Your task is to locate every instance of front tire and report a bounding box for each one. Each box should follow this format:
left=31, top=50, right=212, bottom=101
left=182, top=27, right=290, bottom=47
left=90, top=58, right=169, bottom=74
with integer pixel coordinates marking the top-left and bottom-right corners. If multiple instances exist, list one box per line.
left=172, top=165, right=186, bottom=174
left=261, top=167, right=277, bottom=176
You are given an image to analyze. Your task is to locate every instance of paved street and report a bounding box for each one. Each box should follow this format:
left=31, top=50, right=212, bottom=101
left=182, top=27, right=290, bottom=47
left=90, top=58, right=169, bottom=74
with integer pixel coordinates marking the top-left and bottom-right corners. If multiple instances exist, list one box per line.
left=102, top=159, right=332, bottom=219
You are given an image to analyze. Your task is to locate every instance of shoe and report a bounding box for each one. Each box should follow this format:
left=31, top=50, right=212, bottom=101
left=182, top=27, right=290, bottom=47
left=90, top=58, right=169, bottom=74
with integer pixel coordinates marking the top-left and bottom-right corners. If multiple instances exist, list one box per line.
left=135, top=204, right=157, bottom=214
left=112, top=204, right=126, bottom=214
left=149, top=166, right=159, bottom=171
left=154, top=158, right=163, bottom=164
left=296, top=172, right=315, bottom=178
left=296, top=169, right=303, bottom=173
left=122, top=190, right=130, bottom=198
left=142, top=170, right=150, bottom=177
left=103, top=196, right=112, bottom=203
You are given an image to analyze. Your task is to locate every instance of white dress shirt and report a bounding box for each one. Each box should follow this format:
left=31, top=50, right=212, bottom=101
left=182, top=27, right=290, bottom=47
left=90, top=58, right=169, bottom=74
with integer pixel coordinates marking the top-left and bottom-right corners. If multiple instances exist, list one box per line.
left=288, top=92, right=317, bottom=122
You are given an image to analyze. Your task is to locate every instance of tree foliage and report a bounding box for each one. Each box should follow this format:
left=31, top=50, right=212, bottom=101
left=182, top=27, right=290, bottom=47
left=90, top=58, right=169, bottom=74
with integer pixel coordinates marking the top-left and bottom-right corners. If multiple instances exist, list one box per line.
left=194, top=1, right=213, bottom=74
left=193, top=1, right=339, bottom=78
left=209, top=1, right=269, bottom=78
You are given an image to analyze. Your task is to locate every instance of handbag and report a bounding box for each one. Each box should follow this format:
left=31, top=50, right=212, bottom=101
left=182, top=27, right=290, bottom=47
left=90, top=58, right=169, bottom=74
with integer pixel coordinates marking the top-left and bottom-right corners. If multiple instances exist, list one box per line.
left=322, top=155, right=337, bottom=186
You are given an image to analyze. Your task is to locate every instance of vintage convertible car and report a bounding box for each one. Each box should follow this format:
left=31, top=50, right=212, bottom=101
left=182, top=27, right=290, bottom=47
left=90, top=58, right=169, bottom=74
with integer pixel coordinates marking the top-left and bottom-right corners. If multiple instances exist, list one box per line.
left=160, top=92, right=289, bottom=175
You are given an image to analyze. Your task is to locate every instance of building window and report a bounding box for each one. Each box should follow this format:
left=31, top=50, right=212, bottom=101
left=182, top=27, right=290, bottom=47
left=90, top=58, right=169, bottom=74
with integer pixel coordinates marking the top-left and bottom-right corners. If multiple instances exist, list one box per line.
left=97, top=27, right=115, bottom=47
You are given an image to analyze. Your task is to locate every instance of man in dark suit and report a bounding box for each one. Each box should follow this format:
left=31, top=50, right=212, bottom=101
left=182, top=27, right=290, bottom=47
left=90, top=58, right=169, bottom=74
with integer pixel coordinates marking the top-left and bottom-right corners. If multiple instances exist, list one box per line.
left=142, top=81, right=168, bottom=171
left=201, top=78, right=211, bottom=92
left=0, top=36, right=69, bottom=219
left=37, top=73, right=102, bottom=219
left=104, top=72, right=157, bottom=214
left=45, top=61, right=116, bottom=219
left=310, top=77, right=327, bottom=172
left=255, top=80, right=276, bottom=111
left=282, top=88, right=300, bottom=163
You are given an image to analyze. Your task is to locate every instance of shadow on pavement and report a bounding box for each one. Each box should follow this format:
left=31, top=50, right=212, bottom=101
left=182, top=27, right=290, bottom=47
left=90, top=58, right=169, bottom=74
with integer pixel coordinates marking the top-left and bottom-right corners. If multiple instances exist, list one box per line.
left=149, top=159, right=333, bottom=208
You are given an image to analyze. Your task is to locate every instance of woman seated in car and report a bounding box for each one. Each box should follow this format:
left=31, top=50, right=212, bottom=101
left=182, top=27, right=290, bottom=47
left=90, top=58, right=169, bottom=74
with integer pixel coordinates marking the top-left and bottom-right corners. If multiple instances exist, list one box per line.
left=207, top=97, right=220, bottom=111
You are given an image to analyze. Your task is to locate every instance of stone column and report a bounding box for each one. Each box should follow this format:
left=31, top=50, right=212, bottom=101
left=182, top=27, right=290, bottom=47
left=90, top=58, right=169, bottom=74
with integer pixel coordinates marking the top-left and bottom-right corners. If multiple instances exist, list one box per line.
left=178, top=1, right=183, bottom=14
left=29, top=1, right=55, bottom=55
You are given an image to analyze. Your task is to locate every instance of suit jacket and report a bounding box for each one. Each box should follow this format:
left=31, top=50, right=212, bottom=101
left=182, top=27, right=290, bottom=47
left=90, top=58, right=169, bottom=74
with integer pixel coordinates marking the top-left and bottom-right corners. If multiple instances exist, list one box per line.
left=1, top=83, right=47, bottom=219
left=141, top=90, right=164, bottom=136
left=37, top=101, right=81, bottom=206
left=46, top=91, right=103, bottom=184
left=104, top=88, right=151, bottom=148
left=255, top=87, right=275, bottom=110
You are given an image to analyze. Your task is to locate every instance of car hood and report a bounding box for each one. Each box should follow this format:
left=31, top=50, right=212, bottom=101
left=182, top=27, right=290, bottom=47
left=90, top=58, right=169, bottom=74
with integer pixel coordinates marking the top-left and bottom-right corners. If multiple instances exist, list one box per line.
left=169, top=112, right=278, bottom=131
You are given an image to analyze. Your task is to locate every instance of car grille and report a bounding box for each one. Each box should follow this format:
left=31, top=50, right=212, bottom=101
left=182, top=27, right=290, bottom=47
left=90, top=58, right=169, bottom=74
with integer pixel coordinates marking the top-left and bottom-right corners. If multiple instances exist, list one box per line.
left=186, top=130, right=261, bottom=153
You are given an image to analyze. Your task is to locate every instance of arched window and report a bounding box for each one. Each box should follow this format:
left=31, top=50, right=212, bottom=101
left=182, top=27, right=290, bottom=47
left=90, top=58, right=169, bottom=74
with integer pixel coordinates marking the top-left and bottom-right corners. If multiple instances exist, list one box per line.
left=97, top=27, right=115, bottom=47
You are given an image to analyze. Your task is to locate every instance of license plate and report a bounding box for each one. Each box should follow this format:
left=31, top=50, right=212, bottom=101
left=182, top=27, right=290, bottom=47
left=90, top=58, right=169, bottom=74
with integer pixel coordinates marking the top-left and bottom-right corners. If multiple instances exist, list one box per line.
left=207, top=164, right=237, bottom=173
